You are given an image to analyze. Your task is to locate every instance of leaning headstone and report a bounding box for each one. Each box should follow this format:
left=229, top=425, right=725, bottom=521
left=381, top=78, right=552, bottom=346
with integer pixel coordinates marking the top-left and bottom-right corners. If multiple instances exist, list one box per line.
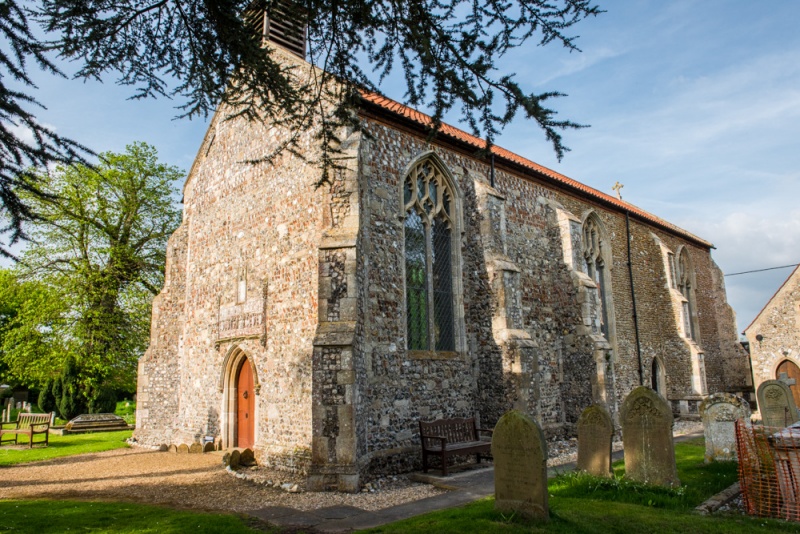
left=621, top=386, right=680, bottom=487
left=700, top=393, right=751, bottom=462
left=492, top=409, right=548, bottom=521
left=757, top=380, right=799, bottom=428
left=577, top=404, right=613, bottom=477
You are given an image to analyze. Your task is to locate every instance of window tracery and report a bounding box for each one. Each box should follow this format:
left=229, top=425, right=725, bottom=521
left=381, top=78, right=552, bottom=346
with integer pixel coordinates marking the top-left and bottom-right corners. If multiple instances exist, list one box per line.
left=403, top=159, right=456, bottom=352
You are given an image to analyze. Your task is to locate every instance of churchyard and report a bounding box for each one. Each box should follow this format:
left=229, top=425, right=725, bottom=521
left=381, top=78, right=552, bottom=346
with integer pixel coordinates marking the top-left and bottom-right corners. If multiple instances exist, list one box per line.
left=3, top=388, right=800, bottom=533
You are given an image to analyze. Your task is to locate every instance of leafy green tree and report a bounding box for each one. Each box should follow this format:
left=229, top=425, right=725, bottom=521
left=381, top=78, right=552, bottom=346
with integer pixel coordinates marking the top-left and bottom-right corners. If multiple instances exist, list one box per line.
left=0, top=268, right=68, bottom=387
left=8, top=142, right=182, bottom=407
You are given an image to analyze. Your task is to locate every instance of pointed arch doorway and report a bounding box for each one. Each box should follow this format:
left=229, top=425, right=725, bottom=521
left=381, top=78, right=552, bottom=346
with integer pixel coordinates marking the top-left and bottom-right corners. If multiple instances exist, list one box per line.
left=221, top=347, right=259, bottom=449
left=777, top=360, right=800, bottom=408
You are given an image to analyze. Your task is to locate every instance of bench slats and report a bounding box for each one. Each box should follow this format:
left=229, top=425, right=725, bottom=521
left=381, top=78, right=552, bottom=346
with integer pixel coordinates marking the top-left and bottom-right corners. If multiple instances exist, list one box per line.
left=419, top=417, right=492, bottom=476
left=0, top=412, right=53, bottom=448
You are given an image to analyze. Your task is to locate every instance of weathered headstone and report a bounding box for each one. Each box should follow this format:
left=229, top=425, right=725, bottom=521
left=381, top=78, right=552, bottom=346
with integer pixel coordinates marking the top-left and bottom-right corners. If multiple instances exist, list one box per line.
left=189, top=442, right=203, bottom=454
left=492, top=409, right=548, bottom=521
left=168, top=444, right=178, bottom=453
left=700, top=393, right=751, bottom=462
left=177, top=443, right=189, bottom=454
left=621, top=386, right=680, bottom=487
left=757, top=380, right=799, bottom=428
left=240, top=448, right=256, bottom=466
left=203, top=442, right=215, bottom=453
left=229, top=449, right=241, bottom=469
left=577, top=404, right=613, bottom=477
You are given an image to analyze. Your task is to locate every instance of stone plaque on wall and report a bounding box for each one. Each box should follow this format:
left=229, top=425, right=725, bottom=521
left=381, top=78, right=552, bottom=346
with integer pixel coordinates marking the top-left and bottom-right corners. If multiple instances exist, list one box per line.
left=492, top=409, right=548, bottom=521
left=757, top=380, right=799, bottom=428
left=700, top=393, right=750, bottom=462
left=577, top=404, right=613, bottom=478
left=620, top=386, right=680, bottom=487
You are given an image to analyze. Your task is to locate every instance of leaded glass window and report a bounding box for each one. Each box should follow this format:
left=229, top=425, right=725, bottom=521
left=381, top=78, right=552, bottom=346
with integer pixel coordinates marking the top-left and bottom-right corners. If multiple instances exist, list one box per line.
left=403, top=159, right=456, bottom=352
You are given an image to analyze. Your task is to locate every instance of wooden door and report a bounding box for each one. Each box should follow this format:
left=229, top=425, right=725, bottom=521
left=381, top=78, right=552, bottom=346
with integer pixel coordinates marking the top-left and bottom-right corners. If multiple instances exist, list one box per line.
left=777, top=360, right=800, bottom=408
left=236, top=359, right=255, bottom=448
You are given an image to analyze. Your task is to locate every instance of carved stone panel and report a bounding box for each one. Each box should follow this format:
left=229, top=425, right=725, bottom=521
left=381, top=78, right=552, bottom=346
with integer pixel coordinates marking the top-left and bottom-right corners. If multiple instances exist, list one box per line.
left=757, top=380, right=799, bottom=428
left=492, top=409, right=548, bottom=521
left=620, top=386, right=679, bottom=487
left=577, top=404, right=613, bottom=477
left=699, top=393, right=751, bottom=462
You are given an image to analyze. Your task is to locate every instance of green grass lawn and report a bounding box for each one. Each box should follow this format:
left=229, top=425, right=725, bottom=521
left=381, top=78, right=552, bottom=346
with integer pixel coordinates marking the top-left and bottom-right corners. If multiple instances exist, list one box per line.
left=360, top=438, right=800, bottom=533
left=0, top=500, right=271, bottom=533
left=0, top=430, right=132, bottom=466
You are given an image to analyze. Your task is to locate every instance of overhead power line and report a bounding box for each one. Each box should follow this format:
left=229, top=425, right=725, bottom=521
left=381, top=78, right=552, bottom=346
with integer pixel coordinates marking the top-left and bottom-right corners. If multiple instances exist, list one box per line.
left=725, top=263, right=800, bottom=277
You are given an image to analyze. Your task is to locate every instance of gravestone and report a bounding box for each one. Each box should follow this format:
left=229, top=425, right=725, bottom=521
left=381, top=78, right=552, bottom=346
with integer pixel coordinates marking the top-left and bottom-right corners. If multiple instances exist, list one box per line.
left=177, top=443, right=189, bottom=454
left=577, top=404, right=613, bottom=477
left=621, top=386, right=680, bottom=487
left=240, top=448, right=256, bottom=466
left=203, top=442, right=215, bottom=453
left=757, top=380, right=799, bottom=428
left=699, top=393, right=750, bottom=462
left=189, top=442, right=203, bottom=454
left=168, top=444, right=178, bottom=453
left=492, top=409, right=548, bottom=521
left=228, top=449, right=241, bottom=469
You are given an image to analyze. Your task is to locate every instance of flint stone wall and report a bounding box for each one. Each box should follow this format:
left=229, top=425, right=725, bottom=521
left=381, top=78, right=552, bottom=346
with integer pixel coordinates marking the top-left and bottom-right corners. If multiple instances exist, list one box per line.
left=136, top=58, right=749, bottom=487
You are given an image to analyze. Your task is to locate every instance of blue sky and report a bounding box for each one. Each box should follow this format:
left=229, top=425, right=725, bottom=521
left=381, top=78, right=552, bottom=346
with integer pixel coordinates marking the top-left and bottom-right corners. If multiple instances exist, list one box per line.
left=4, top=0, right=799, bottom=335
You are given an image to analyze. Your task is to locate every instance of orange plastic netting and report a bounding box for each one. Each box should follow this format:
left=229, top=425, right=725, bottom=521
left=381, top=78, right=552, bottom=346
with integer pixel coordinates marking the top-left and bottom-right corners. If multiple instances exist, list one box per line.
left=736, top=420, right=800, bottom=521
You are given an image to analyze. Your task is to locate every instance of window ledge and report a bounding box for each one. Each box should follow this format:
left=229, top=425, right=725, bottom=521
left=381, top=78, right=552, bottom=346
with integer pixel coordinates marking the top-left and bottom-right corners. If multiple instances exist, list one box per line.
left=408, top=350, right=461, bottom=361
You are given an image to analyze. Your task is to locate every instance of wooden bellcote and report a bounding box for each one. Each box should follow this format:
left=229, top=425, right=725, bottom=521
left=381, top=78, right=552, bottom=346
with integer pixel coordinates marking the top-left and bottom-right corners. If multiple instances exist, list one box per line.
left=245, top=0, right=307, bottom=58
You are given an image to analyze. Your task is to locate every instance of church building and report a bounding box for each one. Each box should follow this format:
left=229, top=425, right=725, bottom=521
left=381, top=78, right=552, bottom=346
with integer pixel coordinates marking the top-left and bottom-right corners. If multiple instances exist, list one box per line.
left=134, top=15, right=749, bottom=491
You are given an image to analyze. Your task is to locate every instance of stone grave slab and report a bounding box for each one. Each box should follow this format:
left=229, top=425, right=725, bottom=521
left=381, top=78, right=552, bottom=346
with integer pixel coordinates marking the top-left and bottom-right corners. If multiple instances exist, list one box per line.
left=492, top=409, right=548, bottom=521
left=757, top=380, right=799, bottom=428
left=621, top=386, right=680, bottom=487
left=700, top=393, right=751, bottom=462
left=65, top=413, right=130, bottom=432
left=577, top=404, right=613, bottom=477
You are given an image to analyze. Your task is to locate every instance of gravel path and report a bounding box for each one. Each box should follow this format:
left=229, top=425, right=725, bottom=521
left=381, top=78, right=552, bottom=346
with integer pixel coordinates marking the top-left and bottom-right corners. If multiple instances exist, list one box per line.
left=0, top=420, right=704, bottom=513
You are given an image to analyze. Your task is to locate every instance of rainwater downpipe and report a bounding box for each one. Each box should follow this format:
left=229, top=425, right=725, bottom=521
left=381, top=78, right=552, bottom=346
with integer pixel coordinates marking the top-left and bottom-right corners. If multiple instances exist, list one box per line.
left=625, top=210, right=644, bottom=386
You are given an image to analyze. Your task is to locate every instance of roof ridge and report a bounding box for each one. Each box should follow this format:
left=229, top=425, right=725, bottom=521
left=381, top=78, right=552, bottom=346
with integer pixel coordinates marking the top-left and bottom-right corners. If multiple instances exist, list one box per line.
left=359, top=91, right=712, bottom=249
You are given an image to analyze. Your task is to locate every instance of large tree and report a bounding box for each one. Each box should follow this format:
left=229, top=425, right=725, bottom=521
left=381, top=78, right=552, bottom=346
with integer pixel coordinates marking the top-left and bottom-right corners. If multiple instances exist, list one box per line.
left=7, top=142, right=182, bottom=403
left=1, top=0, right=601, bottom=255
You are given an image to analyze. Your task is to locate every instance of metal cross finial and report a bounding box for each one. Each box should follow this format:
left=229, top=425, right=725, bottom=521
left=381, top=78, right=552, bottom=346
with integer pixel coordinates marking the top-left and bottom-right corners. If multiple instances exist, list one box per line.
left=612, top=181, right=624, bottom=200
left=779, top=372, right=797, bottom=387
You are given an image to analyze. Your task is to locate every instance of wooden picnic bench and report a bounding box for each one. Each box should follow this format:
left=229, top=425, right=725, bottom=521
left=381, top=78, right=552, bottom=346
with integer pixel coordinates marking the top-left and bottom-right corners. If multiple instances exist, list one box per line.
left=0, top=412, right=53, bottom=448
left=419, top=417, right=493, bottom=476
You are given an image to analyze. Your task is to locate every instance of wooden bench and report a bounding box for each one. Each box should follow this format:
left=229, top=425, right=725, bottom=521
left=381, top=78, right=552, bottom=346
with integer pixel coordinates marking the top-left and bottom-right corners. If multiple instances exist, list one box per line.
left=419, top=417, right=493, bottom=476
left=0, top=413, right=53, bottom=448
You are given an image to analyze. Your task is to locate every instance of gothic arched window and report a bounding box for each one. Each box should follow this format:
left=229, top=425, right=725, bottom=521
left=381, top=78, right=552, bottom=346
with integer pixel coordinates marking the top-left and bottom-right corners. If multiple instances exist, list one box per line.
left=403, top=158, right=456, bottom=352
left=582, top=214, right=611, bottom=338
left=676, top=248, right=698, bottom=340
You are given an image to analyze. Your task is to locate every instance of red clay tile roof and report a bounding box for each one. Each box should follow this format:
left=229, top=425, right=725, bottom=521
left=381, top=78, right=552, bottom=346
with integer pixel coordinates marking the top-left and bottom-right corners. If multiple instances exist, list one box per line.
left=360, top=91, right=713, bottom=249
